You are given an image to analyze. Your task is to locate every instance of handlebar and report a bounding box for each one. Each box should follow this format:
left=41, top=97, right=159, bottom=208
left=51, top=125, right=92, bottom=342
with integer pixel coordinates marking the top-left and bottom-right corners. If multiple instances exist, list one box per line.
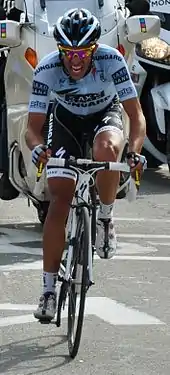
left=47, top=158, right=131, bottom=172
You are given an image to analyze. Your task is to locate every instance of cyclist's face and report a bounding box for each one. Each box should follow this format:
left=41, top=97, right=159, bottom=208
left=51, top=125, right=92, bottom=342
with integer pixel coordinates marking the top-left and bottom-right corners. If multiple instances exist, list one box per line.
left=59, top=44, right=97, bottom=80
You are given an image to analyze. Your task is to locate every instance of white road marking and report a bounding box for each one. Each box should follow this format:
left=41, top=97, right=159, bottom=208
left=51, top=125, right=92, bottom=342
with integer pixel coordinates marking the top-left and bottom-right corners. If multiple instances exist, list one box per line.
left=0, top=241, right=157, bottom=255
left=0, top=246, right=42, bottom=255
left=1, top=217, right=170, bottom=225
left=116, top=243, right=157, bottom=254
left=0, top=314, right=36, bottom=327
left=118, top=234, right=170, bottom=239
left=1, top=255, right=170, bottom=273
left=0, top=298, right=164, bottom=327
left=148, top=242, right=170, bottom=246
left=2, top=229, right=170, bottom=244
left=0, top=226, right=169, bottom=273
left=85, top=297, right=164, bottom=325
left=115, top=218, right=170, bottom=223
left=96, top=245, right=165, bottom=262
left=0, top=303, right=37, bottom=310
left=0, top=261, right=42, bottom=271
left=0, top=219, right=37, bottom=224
left=5, top=261, right=74, bottom=273
left=0, top=227, right=41, bottom=242
left=113, top=256, right=170, bottom=261
left=0, top=227, right=42, bottom=254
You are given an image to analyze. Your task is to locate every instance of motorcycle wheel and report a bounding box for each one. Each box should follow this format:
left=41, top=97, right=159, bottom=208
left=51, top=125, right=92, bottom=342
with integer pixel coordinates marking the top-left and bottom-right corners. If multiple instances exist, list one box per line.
left=36, top=201, right=49, bottom=225
left=142, top=148, right=161, bottom=169
left=140, top=84, right=164, bottom=169
left=165, top=111, right=170, bottom=171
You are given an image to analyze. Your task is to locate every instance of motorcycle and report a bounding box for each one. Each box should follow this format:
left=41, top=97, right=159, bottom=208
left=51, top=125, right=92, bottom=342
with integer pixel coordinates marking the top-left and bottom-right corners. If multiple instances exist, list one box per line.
left=130, top=3, right=170, bottom=168
left=0, top=0, right=160, bottom=222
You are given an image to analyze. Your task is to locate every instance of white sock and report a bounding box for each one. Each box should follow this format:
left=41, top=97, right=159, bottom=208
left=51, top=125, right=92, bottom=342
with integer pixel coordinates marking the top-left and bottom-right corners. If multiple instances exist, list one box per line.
left=43, top=272, right=58, bottom=294
left=98, top=202, right=114, bottom=220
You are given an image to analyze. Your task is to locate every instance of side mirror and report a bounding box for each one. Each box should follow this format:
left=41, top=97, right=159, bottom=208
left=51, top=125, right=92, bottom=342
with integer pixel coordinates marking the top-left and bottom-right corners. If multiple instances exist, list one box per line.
left=126, top=15, right=160, bottom=44
left=126, top=0, right=150, bottom=16
left=0, top=20, right=21, bottom=47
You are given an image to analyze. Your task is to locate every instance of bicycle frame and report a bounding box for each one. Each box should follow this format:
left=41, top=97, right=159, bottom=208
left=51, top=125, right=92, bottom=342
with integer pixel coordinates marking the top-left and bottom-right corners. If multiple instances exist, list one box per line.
left=61, top=171, right=94, bottom=284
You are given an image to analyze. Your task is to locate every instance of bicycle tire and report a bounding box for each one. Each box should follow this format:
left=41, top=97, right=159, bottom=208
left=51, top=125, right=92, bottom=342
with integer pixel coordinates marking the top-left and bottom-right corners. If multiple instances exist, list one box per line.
left=56, top=227, right=71, bottom=327
left=90, top=185, right=97, bottom=258
left=67, top=206, right=89, bottom=358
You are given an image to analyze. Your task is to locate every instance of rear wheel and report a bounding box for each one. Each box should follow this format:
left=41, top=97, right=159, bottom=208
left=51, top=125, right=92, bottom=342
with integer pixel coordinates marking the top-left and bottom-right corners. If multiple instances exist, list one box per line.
left=67, top=206, right=90, bottom=358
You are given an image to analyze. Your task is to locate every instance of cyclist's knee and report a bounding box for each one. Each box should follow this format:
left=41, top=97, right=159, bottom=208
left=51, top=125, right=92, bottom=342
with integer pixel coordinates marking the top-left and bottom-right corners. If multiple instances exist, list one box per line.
left=48, top=199, right=70, bottom=223
left=93, top=132, right=123, bottom=161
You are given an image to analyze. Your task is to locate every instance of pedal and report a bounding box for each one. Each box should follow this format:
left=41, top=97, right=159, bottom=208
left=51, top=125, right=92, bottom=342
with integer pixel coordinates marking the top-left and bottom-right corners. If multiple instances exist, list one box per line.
left=89, top=281, right=95, bottom=286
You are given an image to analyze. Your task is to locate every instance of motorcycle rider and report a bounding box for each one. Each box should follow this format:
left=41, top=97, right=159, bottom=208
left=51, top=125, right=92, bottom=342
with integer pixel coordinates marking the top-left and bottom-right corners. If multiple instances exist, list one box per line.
left=25, top=8, right=146, bottom=321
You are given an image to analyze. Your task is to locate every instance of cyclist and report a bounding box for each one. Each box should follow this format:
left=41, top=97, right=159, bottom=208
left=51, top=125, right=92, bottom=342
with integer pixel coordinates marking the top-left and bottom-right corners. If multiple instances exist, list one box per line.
left=25, top=8, right=146, bottom=321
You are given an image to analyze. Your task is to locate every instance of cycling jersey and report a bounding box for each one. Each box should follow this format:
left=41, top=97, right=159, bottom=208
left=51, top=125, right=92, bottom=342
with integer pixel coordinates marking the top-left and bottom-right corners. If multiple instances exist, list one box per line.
left=28, top=44, right=137, bottom=116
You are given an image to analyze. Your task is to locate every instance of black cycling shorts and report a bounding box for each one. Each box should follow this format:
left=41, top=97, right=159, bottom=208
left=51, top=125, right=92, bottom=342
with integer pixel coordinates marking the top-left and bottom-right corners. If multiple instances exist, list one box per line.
left=48, top=101, right=123, bottom=157
left=46, top=101, right=123, bottom=179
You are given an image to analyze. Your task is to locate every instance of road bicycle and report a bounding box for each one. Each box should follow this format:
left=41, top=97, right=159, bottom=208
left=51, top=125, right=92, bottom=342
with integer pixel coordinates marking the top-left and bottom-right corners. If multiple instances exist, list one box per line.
left=36, top=127, right=146, bottom=357
left=40, top=153, right=132, bottom=359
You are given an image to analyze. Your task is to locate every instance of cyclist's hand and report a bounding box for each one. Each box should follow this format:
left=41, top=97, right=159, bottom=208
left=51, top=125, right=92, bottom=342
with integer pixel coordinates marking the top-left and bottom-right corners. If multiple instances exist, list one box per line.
left=32, top=144, right=51, bottom=167
left=126, top=152, right=147, bottom=185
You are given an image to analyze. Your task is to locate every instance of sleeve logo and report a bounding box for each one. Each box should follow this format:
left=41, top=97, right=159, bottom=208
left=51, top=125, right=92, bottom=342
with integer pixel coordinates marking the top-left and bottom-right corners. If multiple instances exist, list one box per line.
left=118, top=87, right=133, bottom=99
left=30, top=101, right=46, bottom=110
left=32, top=80, right=48, bottom=96
left=112, top=67, right=129, bottom=85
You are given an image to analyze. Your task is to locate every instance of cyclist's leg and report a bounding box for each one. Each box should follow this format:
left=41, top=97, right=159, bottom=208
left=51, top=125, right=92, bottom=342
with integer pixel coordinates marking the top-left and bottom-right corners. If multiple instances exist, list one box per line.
left=92, top=103, right=124, bottom=258
left=34, top=104, right=82, bottom=320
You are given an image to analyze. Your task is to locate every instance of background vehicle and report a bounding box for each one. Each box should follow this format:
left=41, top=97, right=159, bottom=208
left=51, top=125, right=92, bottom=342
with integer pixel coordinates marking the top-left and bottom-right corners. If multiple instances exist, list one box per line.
left=0, top=0, right=160, bottom=222
left=130, top=2, right=170, bottom=168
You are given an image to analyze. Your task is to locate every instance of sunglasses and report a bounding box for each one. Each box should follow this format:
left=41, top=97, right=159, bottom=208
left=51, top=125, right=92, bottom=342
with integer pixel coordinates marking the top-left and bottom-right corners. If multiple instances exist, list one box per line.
left=58, top=44, right=96, bottom=60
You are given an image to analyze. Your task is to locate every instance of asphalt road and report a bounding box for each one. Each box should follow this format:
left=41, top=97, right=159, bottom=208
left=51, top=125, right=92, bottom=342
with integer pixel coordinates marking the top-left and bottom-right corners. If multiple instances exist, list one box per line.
left=0, top=167, right=170, bottom=375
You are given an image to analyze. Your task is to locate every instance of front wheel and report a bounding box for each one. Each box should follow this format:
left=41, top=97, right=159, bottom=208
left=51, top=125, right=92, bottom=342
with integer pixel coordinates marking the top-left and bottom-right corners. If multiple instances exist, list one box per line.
left=67, top=206, right=90, bottom=358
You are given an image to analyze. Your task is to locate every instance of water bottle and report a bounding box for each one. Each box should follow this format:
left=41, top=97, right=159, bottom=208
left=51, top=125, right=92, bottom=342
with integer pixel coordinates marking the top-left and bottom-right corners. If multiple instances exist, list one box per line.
left=126, top=177, right=138, bottom=202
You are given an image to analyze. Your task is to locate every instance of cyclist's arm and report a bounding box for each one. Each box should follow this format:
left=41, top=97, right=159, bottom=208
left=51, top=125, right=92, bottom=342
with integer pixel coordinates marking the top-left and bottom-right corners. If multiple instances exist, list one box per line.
left=25, top=74, right=51, bottom=151
left=110, top=49, right=146, bottom=154
left=25, top=113, right=47, bottom=151
left=122, top=97, right=146, bottom=154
